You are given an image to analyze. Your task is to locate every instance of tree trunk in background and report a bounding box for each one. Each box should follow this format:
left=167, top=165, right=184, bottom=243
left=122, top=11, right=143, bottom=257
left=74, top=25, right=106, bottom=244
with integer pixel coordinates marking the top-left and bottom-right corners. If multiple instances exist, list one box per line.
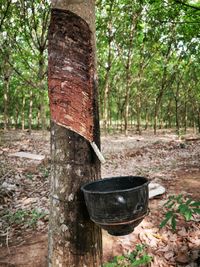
left=21, top=95, right=25, bottom=131
left=37, top=109, right=41, bottom=129
left=102, top=2, right=114, bottom=134
left=175, top=96, right=180, bottom=136
left=124, top=11, right=141, bottom=135
left=14, top=104, right=19, bottom=129
left=28, top=89, right=33, bottom=134
left=192, top=103, right=196, bottom=133
left=153, top=99, right=159, bottom=134
left=103, top=73, right=110, bottom=133
left=38, top=52, right=47, bottom=131
left=3, top=59, right=12, bottom=130
left=124, top=79, right=130, bottom=135
left=144, top=109, right=149, bottom=130
left=40, top=90, right=46, bottom=130
left=3, top=76, right=9, bottom=130
left=153, top=35, right=174, bottom=135
left=166, top=99, right=172, bottom=128
left=198, top=107, right=200, bottom=133
left=184, top=91, right=188, bottom=134
left=48, top=1, right=102, bottom=266
left=136, top=93, right=142, bottom=134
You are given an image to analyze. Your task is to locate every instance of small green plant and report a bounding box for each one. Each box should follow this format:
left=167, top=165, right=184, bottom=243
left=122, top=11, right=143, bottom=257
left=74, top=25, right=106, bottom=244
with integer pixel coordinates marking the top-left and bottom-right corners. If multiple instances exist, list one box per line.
left=160, top=194, right=200, bottom=231
left=4, top=209, right=47, bottom=228
left=103, top=244, right=152, bottom=267
left=25, top=172, right=34, bottom=180
left=5, top=209, right=28, bottom=224
left=27, top=209, right=47, bottom=227
left=40, top=166, right=50, bottom=178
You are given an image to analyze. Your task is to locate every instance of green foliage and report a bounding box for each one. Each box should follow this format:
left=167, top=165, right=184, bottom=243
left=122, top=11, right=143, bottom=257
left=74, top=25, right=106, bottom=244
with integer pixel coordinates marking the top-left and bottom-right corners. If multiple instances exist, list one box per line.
left=103, top=244, right=152, bottom=267
left=160, top=195, right=200, bottom=231
left=4, top=209, right=28, bottom=225
left=40, top=166, right=50, bottom=179
left=0, top=0, right=50, bottom=130
left=0, top=1, right=200, bottom=133
left=28, top=209, right=47, bottom=227
left=25, top=172, right=34, bottom=180
left=96, top=0, right=200, bottom=133
left=4, top=208, right=47, bottom=228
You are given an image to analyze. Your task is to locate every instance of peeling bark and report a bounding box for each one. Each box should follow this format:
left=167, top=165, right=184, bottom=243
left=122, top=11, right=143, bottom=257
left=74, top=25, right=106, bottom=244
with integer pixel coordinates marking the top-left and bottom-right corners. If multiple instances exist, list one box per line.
left=48, top=9, right=94, bottom=141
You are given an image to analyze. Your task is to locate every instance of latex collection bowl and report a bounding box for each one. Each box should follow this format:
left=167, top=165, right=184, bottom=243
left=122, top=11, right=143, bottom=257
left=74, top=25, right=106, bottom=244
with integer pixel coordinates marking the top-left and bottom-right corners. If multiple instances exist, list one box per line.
left=81, top=176, right=149, bottom=236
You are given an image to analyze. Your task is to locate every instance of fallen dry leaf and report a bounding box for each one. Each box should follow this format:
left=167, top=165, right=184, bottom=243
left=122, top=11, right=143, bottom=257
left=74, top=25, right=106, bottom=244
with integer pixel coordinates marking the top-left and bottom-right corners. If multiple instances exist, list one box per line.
left=176, top=251, right=190, bottom=264
left=164, top=250, right=174, bottom=260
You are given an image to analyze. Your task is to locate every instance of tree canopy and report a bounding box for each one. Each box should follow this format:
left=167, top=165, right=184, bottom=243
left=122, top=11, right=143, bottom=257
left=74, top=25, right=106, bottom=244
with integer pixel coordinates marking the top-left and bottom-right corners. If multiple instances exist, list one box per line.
left=0, top=0, right=200, bottom=135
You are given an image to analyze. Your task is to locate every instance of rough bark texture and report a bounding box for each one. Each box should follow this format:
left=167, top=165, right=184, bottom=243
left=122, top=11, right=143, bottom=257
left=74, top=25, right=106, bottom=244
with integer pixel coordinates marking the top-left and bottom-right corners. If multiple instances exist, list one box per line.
left=48, top=126, right=102, bottom=267
left=48, top=9, right=94, bottom=141
left=48, top=2, right=102, bottom=266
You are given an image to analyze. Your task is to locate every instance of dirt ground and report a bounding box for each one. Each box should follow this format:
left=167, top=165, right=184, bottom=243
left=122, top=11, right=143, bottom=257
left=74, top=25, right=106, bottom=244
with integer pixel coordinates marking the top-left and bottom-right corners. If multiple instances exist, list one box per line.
left=0, top=129, right=199, bottom=267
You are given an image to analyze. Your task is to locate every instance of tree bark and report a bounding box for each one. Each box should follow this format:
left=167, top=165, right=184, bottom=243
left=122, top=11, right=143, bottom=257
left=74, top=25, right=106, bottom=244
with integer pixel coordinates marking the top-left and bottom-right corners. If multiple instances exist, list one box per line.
left=103, top=71, right=110, bottom=133
left=40, top=90, right=46, bottom=130
left=48, top=1, right=102, bottom=266
left=14, top=104, right=19, bottom=129
left=102, top=2, right=114, bottom=133
left=197, top=107, right=200, bottom=133
left=136, top=94, right=141, bottom=134
left=144, top=107, right=149, bottom=130
left=21, top=94, right=25, bottom=131
left=124, top=10, right=141, bottom=135
left=184, top=90, right=188, bottom=134
left=3, top=76, right=9, bottom=130
left=28, top=89, right=33, bottom=134
left=3, top=59, right=12, bottom=131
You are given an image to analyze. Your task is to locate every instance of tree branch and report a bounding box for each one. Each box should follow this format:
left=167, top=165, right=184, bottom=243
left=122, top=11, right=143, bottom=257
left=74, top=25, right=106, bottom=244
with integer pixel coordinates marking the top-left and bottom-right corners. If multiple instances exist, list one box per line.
left=174, top=0, right=200, bottom=11
left=0, top=0, right=12, bottom=31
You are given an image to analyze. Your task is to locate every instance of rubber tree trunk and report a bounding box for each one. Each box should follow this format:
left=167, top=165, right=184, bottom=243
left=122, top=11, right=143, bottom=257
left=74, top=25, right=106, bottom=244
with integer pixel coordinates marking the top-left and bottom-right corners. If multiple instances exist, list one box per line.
left=124, top=11, right=141, bottom=136
left=102, top=2, right=114, bottom=134
left=38, top=53, right=47, bottom=131
left=21, top=94, right=25, bottom=131
left=28, top=89, right=33, bottom=135
left=48, top=1, right=102, bottom=266
left=3, top=76, right=9, bottom=130
left=3, top=60, right=12, bottom=130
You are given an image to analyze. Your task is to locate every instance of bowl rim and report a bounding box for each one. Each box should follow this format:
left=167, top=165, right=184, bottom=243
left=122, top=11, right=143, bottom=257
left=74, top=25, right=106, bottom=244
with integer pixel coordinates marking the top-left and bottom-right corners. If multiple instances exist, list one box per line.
left=81, top=175, right=150, bottom=194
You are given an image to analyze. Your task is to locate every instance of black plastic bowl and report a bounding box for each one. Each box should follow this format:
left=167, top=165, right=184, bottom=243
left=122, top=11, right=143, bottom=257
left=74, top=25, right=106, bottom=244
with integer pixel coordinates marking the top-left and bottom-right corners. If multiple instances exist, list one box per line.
left=81, top=176, right=149, bottom=236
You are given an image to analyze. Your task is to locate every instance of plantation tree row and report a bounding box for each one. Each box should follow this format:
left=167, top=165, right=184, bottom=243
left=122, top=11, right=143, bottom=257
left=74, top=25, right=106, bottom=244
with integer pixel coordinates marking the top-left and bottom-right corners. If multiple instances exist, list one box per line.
left=0, top=0, right=50, bottom=133
left=97, top=0, right=200, bottom=135
left=0, top=0, right=200, bottom=135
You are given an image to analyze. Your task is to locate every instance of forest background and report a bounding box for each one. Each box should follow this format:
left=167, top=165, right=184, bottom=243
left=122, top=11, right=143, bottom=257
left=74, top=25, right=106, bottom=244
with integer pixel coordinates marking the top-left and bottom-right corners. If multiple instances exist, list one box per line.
left=0, top=0, right=200, bottom=136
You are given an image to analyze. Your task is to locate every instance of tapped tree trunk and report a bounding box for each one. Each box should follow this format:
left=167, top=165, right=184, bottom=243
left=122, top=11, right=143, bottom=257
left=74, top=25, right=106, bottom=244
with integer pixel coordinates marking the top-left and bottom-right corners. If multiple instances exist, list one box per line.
left=48, top=1, right=102, bottom=267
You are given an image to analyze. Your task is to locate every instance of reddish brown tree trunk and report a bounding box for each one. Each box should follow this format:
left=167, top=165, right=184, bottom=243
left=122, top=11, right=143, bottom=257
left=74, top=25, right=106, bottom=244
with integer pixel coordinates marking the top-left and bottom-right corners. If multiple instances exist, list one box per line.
left=48, top=2, right=102, bottom=266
